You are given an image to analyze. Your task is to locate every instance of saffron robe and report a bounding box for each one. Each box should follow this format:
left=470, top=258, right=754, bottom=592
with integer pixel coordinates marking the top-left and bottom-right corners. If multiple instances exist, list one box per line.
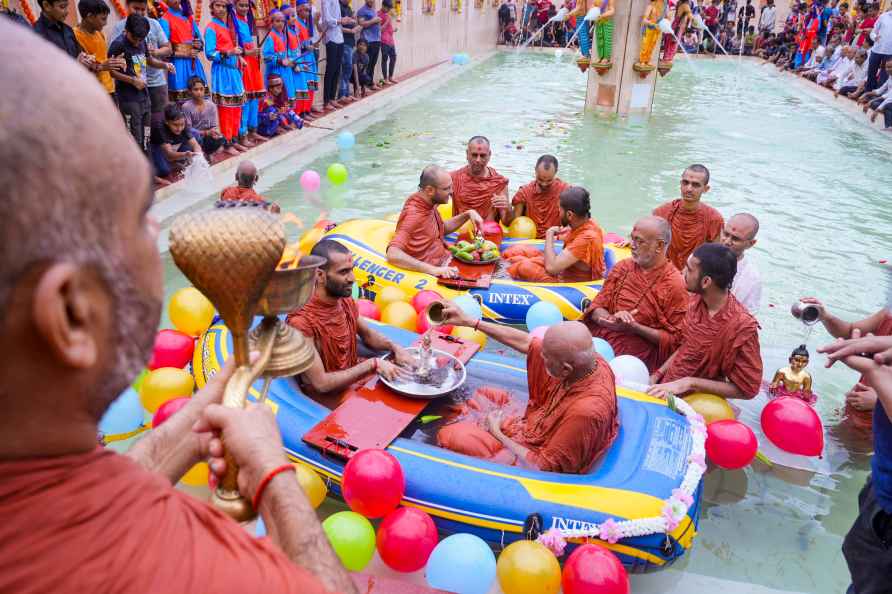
left=287, top=295, right=360, bottom=372
left=653, top=199, right=724, bottom=271
left=505, top=219, right=605, bottom=282
left=584, top=258, right=688, bottom=372
left=510, top=177, right=569, bottom=239
left=450, top=165, right=509, bottom=221
left=388, top=193, right=451, bottom=267
left=220, top=185, right=267, bottom=203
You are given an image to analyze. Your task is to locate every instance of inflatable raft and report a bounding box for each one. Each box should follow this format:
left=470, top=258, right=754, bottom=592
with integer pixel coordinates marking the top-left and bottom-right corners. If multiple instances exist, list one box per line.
left=193, top=318, right=702, bottom=572
left=319, top=219, right=631, bottom=325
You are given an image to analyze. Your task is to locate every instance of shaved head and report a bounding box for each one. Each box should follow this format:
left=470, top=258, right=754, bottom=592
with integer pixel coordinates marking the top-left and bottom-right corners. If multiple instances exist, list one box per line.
left=636, top=215, right=671, bottom=244
left=541, top=321, right=596, bottom=379
left=729, top=213, right=759, bottom=239
left=419, top=164, right=447, bottom=190
left=466, top=136, right=492, bottom=176
left=236, top=160, right=258, bottom=188
left=721, top=213, right=759, bottom=258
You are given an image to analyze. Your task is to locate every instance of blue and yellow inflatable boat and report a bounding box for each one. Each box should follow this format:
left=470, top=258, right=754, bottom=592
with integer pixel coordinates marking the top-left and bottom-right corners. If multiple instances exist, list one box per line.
left=194, top=318, right=702, bottom=572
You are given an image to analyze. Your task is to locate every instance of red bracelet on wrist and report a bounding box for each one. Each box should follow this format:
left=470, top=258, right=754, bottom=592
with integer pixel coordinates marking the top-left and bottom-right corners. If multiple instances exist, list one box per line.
left=473, top=318, right=481, bottom=332
left=252, top=464, right=295, bottom=511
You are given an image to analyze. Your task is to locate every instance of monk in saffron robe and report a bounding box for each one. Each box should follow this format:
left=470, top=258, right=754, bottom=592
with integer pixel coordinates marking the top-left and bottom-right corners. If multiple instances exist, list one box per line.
left=219, top=160, right=281, bottom=212
left=649, top=243, right=763, bottom=400
left=286, top=240, right=414, bottom=401
left=435, top=308, right=619, bottom=473
left=652, top=164, right=724, bottom=271
left=450, top=135, right=510, bottom=221
left=387, top=165, right=484, bottom=279
left=502, top=154, right=569, bottom=239
left=505, top=185, right=606, bottom=282
left=0, top=26, right=356, bottom=594
left=584, top=216, right=688, bottom=373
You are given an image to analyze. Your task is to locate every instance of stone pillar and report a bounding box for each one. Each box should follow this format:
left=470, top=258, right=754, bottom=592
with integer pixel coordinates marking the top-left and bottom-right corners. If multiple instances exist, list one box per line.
left=583, top=0, right=663, bottom=116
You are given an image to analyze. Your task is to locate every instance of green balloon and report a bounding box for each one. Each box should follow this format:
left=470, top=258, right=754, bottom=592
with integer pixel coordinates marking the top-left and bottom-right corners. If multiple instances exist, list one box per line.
left=327, top=163, right=349, bottom=186
left=131, top=368, right=148, bottom=394
left=351, top=282, right=360, bottom=299
left=322, top=511, right=376, bottom=571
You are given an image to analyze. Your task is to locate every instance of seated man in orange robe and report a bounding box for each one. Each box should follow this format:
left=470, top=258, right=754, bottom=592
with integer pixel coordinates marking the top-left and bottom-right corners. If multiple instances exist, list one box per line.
left=219, top=160, right=281, bottom=212
left=435, top=308, right=619, bottom=473
left=504, top=186, right=606, bottom=282
left=584, top=216, right=688, bottom=373
left=386, top=165, right=484, bottom=279
left=648, top=243, right=763, bottom=400
left=450, top=135, right=510, bottom=221
left=287, top=240, right=415, bottom=402
left=0, top=27, right=355, bottom=594
left=652, top=164, right=723, bottom=270
left=502, top=154, right=569, bottom=239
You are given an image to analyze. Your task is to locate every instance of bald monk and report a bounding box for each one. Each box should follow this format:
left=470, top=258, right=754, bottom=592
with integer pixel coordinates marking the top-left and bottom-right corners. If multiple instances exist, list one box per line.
left=583, top=216, right=688, bottom=372
left=287, top=240, right=415, bottom=401
left=387, top=165, right=484, bottom=279
left=220, top=160, right=281, bottom=213
left=721, top=213, right=762, bottom=313
left=648, top=243, right=763, bottom=400
left=501, top=154, right=569, bottom=239
left=436, top=304, right=619, bottom=473
left=504, top=186, right=606, bottom=282
left=652, top=164, right=724, bottom=271
left=0, top=21, right=354, bottom=594
left=450, top=135, right=510, bottom=221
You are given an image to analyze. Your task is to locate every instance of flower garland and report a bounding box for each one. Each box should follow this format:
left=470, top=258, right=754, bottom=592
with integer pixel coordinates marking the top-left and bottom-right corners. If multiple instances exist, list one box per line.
left=18, top=0, right=37, bottom=25
left=194, top=0, right=202, bottom=26
left=111, top=0, right=126, bottom=18
left=537, top=397, right=707, bottom=554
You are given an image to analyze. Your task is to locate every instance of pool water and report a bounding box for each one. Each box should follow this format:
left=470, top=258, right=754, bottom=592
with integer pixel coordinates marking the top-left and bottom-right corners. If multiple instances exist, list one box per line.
left=158, top=52, right=892, bottom=592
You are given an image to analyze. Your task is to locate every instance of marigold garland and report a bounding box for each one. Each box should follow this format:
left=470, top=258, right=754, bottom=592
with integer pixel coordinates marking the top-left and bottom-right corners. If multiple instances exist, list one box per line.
left=18, top=0, right=37, bottom=25
left=110, top=0, right=126, bottom=18
left=194, top=0, right=202, bottom=24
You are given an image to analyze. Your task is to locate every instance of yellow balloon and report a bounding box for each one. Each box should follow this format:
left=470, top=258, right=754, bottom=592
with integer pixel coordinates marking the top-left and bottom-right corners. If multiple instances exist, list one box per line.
left=376, top=285, right=408, bottom=308
left=507, top=216, right=537, bottom=239
left=496, top=540, right=561, bottom=594
left=437, top=200, right=453, bottom=220
left=298, top=227, right=325, bottom=255
left=140, top=367, right=194, bottom=413
left=683, top=392, right=735, bottom=424
left=451, top=325, right=487, bottom=349
left=168, top=287, right=215, bottom=337
left=294, top=463, right=328, bottom=508
left=180, top=462, right=209, bottom=487
left=381, top=301, right=418, bottom=332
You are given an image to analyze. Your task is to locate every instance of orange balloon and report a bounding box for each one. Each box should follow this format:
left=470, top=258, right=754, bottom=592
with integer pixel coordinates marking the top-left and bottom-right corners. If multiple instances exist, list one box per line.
left=497, top=540, right=561, bottom=594
left=381, top=301, right=418, bottom=332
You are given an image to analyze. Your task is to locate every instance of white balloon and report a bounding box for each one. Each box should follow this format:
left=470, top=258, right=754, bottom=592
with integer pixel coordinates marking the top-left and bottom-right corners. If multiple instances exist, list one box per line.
left=584, top=6, right=601, bottom=21
left=658, top=18, right=673, bottom=34
left=609, top=355, right=650, bottom=388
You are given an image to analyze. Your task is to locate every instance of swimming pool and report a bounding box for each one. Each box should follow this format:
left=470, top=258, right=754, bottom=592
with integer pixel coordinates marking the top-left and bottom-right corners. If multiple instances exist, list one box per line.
left=159, top=51, right=892, bottom=593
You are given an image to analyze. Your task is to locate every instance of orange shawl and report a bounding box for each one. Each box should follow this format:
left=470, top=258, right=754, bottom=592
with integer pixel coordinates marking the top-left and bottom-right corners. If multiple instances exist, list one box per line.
left=511, top=178, right=569, bottom=239
left=220, top=185, right=267, bottom=203
left=287, top=294, right=359, bottom=372
left=450, top=166, right=509, bottom=221
left=653, top=199, right=724, bottom=271
left=388, top=193, right=451, bottom=266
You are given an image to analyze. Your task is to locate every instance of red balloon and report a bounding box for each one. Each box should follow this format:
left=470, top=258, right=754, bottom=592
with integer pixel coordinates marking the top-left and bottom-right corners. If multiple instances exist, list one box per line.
left=411, top=290, right=443, bottom=314
left=562, top=544, right=629, bottom=594
left=151, top=397, right=191, bottom=428
left=482, top=220, right=504, bottom=245
left=148, top=329, right=195, bottom=370
left=705, top=420, right=758, bottom=469
left=761, top=396, right=824, bottom=456
left=376, top=507, right=439, bottom=572
left=356, top=299, right=381, bottom=321
left=342, top=449, right=405, bottom=518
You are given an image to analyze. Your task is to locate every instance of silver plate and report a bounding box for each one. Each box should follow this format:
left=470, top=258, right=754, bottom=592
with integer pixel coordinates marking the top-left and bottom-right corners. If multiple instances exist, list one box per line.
left=378, top=347, right=467, bottom=400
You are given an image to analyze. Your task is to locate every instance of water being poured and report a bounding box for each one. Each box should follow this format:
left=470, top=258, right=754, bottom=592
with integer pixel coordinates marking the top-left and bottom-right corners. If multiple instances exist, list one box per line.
left=693, top=13, right=731, bottom=56
left=517, top=7, right=568, bottom=51
left=659, top=18, right=700, bottom=75
left=564, top=7, right=599, bottom=50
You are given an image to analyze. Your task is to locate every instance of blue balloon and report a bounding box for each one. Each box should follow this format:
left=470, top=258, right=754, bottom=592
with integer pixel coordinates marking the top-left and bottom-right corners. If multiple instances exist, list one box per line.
left=98, top=387, right=145, bottom=436
left=256, top=517, right=267, bottom=538
left=452, top=294, right=482, bottom=321
left=592, top=337, right=615, bottom=361
left=336, top=131, right=356, bottom=151
left=452, top=53, right=462, bottom=64
left=426, top=533, right=496, bottom=594
left=525, top=300, right=562, bottom=331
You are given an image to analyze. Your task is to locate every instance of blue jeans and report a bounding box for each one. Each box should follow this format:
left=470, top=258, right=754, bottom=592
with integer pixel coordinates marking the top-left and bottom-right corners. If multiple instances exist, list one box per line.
left=340, top=44, right=355, bottom=98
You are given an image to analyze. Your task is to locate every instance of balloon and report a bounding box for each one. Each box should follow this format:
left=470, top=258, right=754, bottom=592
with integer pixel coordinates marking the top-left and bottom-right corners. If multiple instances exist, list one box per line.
left=356, top=298, right=381, bottom=320
left=168, top=287, right=215, bottom=337
left=298, top=227, right=325, bottom=255
left=529, top=325, right=548, bottom=341
left=507, top=216, right=537, bottom=239
left=426, top=533, right=497, bottom=594
left=452, top=294, right=483, bottom=321
left=342, top=449, right=405, bottom=518
left=381, top=301, right=418, bottom=332
left=592, top=337, right=615, bottom=361
left=416, top=312, right=453, bottom=335
left=375, top=285, right=408, bottom=308
left=148, top=329, right=195, bottom=370
left=180, top=462, right=209, bottom=487
left=609, top=355, right=650, bottom=388
left=705, top=420, right=758, bottom=469
left=322, top=511, right=376, bottom=571
left=300, top=169, right=321, bottom=192
left=526, top=300, right=562, bottom=331
left=327, top=163, right=349, bottom=186
left=437, top=201, right=453, bottom=220
left=496, top=540, right=562, bottom=594
left=562, top=544, right=629, bottom=594
left=604, top=232, right=625, bottom=244
left=411, top=289, right=443, bottom=314
left=451, top=325, right=487, bottom=348
left=139, top=367, right=194, bottom=413
left=761, top=396, right=824, bottom=456
left=376, top=507, right=439, bottom=572
left=98, top=387, right=145, bottom=435
left=294, top=462, right=328, bottom=508
left=684, top=392, right=735, bottom=425
left=151, top=396, right=190, bottom=428
left=482, top=220, right=504, bottom=245
left=336, top=131, right=356, bottom=150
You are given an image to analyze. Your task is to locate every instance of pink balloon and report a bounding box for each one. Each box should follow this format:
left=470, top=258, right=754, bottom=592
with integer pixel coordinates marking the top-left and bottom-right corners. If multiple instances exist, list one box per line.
left=761, top=397, right=824, bottom=456
left=148, top=329, right=195, bottom=370
left=342, top=449, right=405, bottom=518
left=416, top=311, right=453, bottom=335
left=151, top=397, right=191, bottom=429
left=376, top=507, right=439, bottom=572
left=529, top=326, right=548, bottom=341
left=356, top=299, right=381, bottom=321
left=411, top=290, right=443, bottom=314
left=562, top=544, right=630, bottom=594
left=604, top=232, right=625, bottom=245
left=705, top=420, right=758, bottom=469
left=300, top=170, right=321, bottom=192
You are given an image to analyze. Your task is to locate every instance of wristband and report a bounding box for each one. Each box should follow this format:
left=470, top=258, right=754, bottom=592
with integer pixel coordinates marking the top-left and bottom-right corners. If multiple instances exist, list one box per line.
left=473, top=318, right=481, bottom=332
left=252, top=464, right=295, bottom=511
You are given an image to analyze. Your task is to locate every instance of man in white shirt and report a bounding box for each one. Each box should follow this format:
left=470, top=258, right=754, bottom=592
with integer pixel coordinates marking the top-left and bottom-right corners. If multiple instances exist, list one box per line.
left=866, top=6, right=892, bottom=91
left=721, top=213, right=762, bottom=313
left=819, top=44, right=854, bottom=87
left=835, top=48, right=869, bottom=96
left=759, top=0, right=776, bottom=35
left=864, top=60, right=892, bottom=128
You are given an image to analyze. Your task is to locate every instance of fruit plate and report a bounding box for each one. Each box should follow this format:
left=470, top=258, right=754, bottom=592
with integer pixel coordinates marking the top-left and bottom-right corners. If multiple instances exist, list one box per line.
left=453, top=255, right=500, bottom=265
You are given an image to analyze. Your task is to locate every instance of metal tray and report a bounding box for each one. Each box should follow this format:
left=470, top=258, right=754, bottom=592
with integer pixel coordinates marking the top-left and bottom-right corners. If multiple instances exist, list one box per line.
left=378, top=347, right=467, bottom=399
